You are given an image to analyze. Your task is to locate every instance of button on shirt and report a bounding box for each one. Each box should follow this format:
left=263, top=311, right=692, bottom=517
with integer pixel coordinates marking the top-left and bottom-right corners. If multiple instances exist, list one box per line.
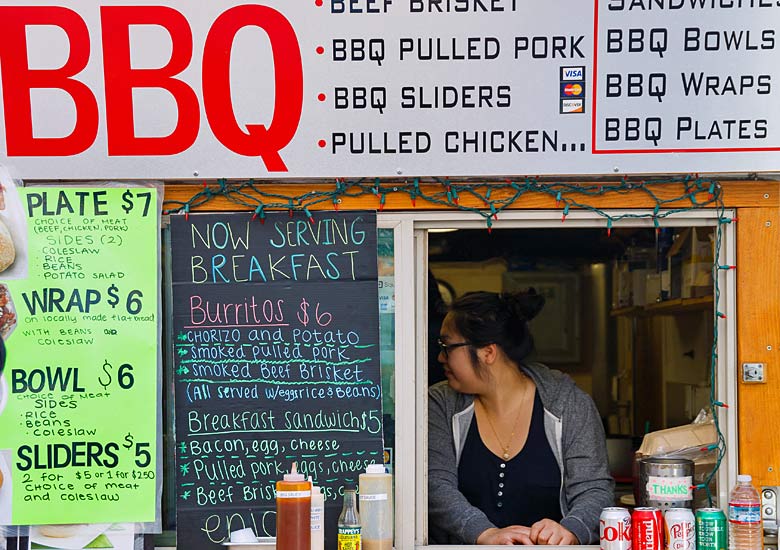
left=457, top=391, right=562, bottom=528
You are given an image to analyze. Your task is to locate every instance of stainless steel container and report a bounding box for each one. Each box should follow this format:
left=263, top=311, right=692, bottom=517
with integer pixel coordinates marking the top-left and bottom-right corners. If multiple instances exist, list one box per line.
left=637, top=457, right=695, bottom=509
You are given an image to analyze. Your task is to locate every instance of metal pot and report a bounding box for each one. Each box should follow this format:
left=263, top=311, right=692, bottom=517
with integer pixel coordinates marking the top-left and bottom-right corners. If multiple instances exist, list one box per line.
left=637, top=457, right=695, bottom=509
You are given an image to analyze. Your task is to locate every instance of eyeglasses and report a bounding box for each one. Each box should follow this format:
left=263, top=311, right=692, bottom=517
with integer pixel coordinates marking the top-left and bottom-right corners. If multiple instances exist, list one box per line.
left=437, top=338, right=471, bottom=358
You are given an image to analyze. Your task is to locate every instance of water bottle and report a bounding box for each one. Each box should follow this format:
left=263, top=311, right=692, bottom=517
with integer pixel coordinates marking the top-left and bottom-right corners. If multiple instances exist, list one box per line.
left=728, top=474, right=762, bottom=550
left=359, top=464, right=393, bottom=550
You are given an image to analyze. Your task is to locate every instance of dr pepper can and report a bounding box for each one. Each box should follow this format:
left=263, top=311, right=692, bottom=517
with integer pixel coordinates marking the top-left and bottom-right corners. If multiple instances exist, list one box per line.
left=664, top=508, right=696, bottom=550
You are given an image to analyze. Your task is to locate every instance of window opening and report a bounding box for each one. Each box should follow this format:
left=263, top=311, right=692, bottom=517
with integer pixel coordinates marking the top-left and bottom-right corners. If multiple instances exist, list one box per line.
left=426, top=223, right=725, bottom=544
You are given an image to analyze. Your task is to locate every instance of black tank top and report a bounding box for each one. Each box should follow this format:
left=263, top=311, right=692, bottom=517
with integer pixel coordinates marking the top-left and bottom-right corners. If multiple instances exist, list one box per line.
left=457, top=390, right=562, bottom=528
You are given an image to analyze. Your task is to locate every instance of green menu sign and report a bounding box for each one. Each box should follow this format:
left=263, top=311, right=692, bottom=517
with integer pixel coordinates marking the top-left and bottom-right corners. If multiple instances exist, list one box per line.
left=0, top=186, right=159, bottom=525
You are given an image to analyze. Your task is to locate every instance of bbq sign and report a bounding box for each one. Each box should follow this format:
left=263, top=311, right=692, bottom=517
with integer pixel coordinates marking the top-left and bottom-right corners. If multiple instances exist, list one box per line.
left=0, top=1, right=779, bottom=178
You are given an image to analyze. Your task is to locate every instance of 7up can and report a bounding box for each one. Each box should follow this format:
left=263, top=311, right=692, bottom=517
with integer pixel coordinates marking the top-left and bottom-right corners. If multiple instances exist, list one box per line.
left=696, top=508, right=727, bottom=550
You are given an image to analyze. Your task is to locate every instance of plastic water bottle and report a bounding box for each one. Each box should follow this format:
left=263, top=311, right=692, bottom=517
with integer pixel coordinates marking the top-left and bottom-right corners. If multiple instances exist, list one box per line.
left=728, top=474, right=762, bottom=550
left=310, top=478, right=325, bottom=550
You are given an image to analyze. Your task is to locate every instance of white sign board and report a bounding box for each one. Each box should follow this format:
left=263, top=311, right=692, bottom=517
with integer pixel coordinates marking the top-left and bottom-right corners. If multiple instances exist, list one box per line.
left=0, top=0, right=779, bottom=179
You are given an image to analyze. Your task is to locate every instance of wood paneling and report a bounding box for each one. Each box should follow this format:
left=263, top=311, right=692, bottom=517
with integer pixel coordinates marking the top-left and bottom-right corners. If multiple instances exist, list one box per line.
left=737, top=207, right=780, bottom=486
left=162, top=179, right=780, bottom=482
left=162, top=180, right=779, bottom=211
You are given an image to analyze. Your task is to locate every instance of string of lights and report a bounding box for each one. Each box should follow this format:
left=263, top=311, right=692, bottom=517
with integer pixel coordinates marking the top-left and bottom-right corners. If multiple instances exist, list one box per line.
left=164, top=176, right=725, bottom=228
left=164, top=175, right=732, bottom=503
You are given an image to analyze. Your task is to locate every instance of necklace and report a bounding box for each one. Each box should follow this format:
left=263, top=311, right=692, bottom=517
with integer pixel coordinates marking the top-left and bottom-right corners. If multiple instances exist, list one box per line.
left=478, top=383, right=531, bottom=460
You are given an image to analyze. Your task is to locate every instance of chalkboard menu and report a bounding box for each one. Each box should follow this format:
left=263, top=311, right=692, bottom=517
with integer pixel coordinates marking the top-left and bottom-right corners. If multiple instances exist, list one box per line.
left=170, top=211, right=383, bottom=550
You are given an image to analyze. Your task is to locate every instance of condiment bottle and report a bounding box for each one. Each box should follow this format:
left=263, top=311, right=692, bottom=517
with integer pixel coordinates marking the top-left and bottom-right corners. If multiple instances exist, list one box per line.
left=337, top=488, right=361, bottom=550
left=358, top=465, right=393, bottom=550
left=276, top=463, right=311, bottom=550
left=310, top=477, right=325, bottom=550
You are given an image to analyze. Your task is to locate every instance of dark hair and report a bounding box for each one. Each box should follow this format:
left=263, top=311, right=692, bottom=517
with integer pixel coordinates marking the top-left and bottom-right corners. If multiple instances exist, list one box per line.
left=448, top=289, right=544, bottom=371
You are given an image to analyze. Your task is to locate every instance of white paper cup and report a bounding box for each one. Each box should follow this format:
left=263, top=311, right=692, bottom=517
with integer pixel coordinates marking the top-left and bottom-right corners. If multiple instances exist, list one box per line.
left=230, top=528, right=257, bottom=544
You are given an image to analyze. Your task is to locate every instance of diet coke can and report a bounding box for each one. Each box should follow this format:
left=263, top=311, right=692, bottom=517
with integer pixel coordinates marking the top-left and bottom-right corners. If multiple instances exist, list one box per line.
left=633, top=507, right=664, bottom=550
left=600, top=507, right=632, bottom=550
left=664, top=508, right=695, bottom=550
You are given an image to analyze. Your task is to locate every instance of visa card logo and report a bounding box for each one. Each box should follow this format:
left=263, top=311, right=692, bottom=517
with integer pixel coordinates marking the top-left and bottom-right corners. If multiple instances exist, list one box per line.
left=561, top=66, right=585, bottom=81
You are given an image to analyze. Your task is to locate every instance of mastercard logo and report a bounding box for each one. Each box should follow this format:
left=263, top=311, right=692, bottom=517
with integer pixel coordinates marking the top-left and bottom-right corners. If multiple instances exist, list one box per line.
left=564, top=83, right=583, bottom=96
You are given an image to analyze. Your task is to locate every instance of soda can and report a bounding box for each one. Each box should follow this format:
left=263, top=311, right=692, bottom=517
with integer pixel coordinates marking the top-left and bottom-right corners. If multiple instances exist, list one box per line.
left=633, top=507, right=664, bottom=550
left=695, top=508, right=727, bottom=550
left=664, top=508, right=695, bottom=550
left=600, top=507, right=632, bottom=550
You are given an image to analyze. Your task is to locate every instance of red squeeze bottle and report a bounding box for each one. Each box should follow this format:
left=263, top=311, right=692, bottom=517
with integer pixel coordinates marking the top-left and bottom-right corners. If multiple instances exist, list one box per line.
left=276, top=462, right=311, bottom=550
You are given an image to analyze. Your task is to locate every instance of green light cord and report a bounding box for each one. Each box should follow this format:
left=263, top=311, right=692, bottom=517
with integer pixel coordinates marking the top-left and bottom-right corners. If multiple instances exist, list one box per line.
left=163, top=176, right=722, bottom=225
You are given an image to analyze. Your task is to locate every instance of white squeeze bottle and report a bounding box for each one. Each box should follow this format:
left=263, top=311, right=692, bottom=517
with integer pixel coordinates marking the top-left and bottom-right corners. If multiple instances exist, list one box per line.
left=358, top=464, right=393, bottom=550
left=728, top=474, right=763, bottom=550
left=310, top=478, right=325, bottom=550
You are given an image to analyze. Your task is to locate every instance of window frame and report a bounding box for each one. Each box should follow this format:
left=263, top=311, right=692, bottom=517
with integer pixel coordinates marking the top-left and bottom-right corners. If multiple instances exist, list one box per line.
left=381, top=209, right=738, bottom=550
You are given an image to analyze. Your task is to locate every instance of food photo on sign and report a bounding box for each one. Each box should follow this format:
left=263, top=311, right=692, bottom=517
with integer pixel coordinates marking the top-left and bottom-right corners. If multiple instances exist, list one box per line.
left=0, top=335, right=9, bottom=525
left=27, top=523, right=135, bottom=550
left=0, top=168, right=29, bottom=280
left=0, top=172, right=26, bottom=465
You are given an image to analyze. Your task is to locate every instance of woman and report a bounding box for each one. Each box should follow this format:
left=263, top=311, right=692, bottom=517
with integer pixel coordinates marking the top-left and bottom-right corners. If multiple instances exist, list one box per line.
left=428, top=290, right=613, bottom=545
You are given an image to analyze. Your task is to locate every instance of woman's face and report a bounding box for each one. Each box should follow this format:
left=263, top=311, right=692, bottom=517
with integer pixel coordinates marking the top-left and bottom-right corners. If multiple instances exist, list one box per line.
left=438, top=313, right=484, bottom=394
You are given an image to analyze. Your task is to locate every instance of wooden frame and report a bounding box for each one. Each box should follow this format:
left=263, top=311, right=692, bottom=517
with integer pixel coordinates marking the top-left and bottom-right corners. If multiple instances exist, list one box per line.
left=159, top=179, right=779, bottom=547
left=162, top=180, right=779, bottom=212
left=176, top=179, right=780, bottom=489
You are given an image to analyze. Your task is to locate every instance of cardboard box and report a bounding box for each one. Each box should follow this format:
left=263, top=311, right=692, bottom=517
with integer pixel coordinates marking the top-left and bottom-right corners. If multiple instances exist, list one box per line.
left=667, top=228, right=714, bottom=299
left=631, top=269, right=651, bottom=306
left=612, top=261, right=631, bottom=308
left=645, top=272, right=662, bottom=304
left=637, top=421, right=717, bottom=456
left=661, top=269, right=671, bottom=300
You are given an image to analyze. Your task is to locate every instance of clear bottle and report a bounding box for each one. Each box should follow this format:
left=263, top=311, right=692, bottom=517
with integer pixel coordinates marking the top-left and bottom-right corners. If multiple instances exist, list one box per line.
left=310, top=477, right=325, bottom=550
left=728, top=474, right=762, bottom=550
left=276, top=463, right=311, bottom=550
left=359, top=464, right=393, bottom=550
left=338, top=488, right=361, bottom=550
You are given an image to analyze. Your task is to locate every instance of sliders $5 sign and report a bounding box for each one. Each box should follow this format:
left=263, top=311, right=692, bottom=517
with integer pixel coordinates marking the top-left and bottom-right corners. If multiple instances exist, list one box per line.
left=0, top=187, right=160, bottom=525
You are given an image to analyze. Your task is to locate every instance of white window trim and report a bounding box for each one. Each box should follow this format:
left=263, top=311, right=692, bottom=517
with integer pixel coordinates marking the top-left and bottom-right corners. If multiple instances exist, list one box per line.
left=380, top=209, right=737, bottom=550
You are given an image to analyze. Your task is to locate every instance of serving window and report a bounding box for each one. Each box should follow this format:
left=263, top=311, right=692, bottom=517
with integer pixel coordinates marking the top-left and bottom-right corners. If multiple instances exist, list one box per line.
left=150, top=210, right=735, bottom=550
left=389, top=210, right=737, bottom=549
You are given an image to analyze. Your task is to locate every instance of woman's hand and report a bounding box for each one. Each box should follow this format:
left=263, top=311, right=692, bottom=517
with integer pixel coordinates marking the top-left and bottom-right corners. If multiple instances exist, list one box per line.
left=529, top=519, right=578, bottom=545
left=477, top=526, right=534, bottom=545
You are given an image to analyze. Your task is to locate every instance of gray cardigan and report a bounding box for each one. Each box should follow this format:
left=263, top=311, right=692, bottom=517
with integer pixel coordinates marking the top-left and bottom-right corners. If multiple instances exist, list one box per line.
left=428, top=363, right=614, bottom=545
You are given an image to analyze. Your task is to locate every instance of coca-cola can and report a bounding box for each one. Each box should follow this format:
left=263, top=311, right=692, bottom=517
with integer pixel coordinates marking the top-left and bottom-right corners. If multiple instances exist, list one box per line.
left=600, top=507, right=632, bottom=550
left=633, top=507, right=664, bottom=550
left=664, top=508, right=695, bottom=550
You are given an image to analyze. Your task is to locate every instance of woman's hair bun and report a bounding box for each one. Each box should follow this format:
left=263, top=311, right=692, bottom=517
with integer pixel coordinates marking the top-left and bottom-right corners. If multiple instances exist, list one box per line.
left=502, top=288, right=545, bottom=322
